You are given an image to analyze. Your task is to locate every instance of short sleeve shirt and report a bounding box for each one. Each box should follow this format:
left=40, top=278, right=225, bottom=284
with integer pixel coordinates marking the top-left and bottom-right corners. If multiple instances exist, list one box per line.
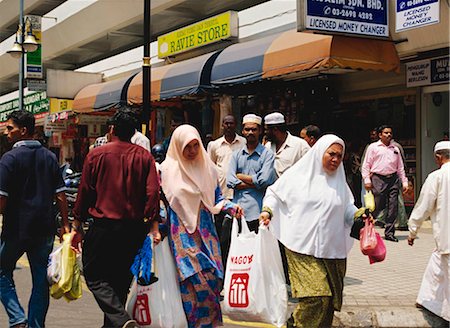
left=0, top=140, right=65, bottom=241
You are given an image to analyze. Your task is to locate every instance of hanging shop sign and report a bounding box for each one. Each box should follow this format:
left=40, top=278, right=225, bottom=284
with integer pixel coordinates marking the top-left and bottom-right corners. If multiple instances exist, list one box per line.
left=0, top=91, right=49, bottom=122
left=50, top=98, right=73, bottom=114
left=157, top=11, right=238, bottom=58
left=395, top=0, right=440, bottom=32
left=298, top=0, right=389, bottom=38
left=26, top=15, right=43, bottom=79
left=44, top=115, right=67, bottom=133
left=406, top=56, right=449, bottom=87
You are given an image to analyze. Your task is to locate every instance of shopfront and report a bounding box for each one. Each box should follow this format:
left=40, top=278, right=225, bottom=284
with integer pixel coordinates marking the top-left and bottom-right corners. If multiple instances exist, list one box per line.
left=0, top=91, right=50, bottom=157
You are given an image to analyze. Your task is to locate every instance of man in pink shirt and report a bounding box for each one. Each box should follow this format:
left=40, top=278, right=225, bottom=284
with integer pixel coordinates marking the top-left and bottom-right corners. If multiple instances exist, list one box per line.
left=361, top=125, right=408, bottom=242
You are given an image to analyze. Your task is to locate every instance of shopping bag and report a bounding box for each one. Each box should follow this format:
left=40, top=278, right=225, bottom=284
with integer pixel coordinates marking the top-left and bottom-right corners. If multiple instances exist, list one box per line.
left=47, top=245, right=63, bottom=284
left=63, top=254, right=83, bottom=301
left=366, top=233, right=386, bottom=264
left=360, top=219, right=377, bottom=255
left=222, top=219, right=289, bottom=327
left=50, top=233, right=76, bottom=299
left=364, top=190, right=375, bottom=212
left=125, top=238, right=187, bottom=328
left=130, top=235, right=158, bottom=286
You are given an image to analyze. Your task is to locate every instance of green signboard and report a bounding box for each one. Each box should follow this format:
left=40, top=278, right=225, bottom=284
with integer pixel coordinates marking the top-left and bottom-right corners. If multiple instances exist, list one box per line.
left=0, top=91, right=49, bottom=122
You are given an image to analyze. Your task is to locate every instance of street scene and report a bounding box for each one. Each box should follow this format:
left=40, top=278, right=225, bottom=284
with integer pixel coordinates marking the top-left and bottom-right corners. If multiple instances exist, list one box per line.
left=0, top=0, right=449, bottom=328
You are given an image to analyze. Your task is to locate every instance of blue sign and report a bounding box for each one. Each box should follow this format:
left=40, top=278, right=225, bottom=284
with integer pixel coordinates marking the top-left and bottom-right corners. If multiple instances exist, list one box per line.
left=305, top=0, right=389, bottom=37
left=395, top=0, right=440, bottom=32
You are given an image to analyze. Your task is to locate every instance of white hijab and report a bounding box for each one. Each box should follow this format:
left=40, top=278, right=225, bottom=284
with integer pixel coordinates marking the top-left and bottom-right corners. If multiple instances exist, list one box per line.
left=160, top=125, right=221, bottom=234
left=263, top=134, right=356, bottom=259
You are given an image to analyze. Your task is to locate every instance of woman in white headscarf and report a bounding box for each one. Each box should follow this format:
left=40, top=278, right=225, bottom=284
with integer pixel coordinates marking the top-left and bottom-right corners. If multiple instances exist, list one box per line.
left=160, top=124, right=242, bottom=328
left=260, top=134, right=357, bottom=328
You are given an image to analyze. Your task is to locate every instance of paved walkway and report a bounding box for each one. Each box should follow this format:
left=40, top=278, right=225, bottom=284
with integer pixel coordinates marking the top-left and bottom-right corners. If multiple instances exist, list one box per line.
left=1, top=221, right=448, bottom=327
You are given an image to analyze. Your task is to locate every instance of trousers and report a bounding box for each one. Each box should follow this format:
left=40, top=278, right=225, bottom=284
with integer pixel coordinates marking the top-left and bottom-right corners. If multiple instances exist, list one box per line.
left=0, top=235, right=54, bottom=328
left=82, top=219, right=148, bottom=328
left=371, top=173, right=399, bottom=237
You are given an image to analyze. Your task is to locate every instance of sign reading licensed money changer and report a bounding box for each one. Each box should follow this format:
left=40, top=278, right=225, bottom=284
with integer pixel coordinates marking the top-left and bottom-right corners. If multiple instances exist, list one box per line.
left=299, top=0, right=389, bottom=38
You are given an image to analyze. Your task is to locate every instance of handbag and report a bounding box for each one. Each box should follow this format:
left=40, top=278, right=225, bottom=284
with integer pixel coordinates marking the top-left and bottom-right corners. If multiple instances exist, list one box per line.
left=366, top=233, right=386, bottom=264
left=364, top=190, right=376, bottom=212
left=360, top=219, right=377, bottom=255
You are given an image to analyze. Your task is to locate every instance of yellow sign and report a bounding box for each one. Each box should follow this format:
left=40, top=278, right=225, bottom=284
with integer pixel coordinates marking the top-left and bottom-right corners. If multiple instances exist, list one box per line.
left=158, top=11, right=238, bottom=58
left=50, top=98, right=73, bottom=114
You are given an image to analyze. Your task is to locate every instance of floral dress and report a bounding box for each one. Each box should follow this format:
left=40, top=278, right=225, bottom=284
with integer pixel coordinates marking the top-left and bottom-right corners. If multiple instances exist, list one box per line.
left=165, top=186, right=234, bottom=328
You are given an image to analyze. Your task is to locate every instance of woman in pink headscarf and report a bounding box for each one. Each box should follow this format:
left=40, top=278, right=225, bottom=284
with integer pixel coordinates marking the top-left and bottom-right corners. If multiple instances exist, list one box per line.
left=160, top=124, right=242, bottom=328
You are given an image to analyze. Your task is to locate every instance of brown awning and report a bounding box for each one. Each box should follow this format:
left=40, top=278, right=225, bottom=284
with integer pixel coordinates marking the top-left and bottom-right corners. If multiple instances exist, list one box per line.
left=211, top=30, right=400, bottom=85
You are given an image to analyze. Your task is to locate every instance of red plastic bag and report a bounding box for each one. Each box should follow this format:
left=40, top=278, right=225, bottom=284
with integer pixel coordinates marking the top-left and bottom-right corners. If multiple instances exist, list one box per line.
left=360, top=219, right=377, bottom=255
left=366, top=233, right=386, bottom=264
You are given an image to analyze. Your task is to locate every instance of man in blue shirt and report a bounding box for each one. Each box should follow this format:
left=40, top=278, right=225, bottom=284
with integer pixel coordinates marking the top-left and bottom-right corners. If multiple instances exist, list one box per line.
left=227, top=114, right=276, bottom=232
left=0, top=110, right=69, bottom=328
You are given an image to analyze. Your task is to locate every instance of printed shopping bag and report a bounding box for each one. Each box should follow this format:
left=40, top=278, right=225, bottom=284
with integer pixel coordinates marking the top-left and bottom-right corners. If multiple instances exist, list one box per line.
left=360, top=219, right=377, bottom=255
left=366, top=233, right=386, bottom=264
left=222, top=218, right=289, bottom=327
left=125, top=238, right=187, bottom=328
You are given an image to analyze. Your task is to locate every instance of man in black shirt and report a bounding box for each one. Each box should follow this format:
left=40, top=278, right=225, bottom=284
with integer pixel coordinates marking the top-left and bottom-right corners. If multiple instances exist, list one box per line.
left=0, top=110, right=69, bottom=328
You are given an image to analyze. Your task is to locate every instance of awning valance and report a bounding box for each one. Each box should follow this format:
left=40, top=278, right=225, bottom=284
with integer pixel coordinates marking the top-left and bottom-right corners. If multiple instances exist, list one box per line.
left=73, top=75, right=135, bottom=113
left=211, top=30, right=400, bottom=86
left=127, top=51, right=220, bottom=104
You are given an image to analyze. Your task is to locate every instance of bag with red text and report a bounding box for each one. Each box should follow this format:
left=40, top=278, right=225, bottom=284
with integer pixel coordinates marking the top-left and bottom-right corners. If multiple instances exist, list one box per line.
left=222, top=218, right=289, bottom=327
left=125, top=238, right=187, bottom=328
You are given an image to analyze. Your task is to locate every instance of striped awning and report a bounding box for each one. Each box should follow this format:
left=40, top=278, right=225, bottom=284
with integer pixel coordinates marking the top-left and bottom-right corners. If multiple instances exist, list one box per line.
left=127, top=51, right=220, bottom=104
left=211, top=30, right=400, bottom=86
left=73, top=75, right=136, bottom=113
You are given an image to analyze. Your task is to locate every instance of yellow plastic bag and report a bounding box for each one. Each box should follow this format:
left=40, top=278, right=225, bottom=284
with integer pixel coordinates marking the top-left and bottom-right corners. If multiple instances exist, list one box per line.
left=63, top=258, right=82, bottom=301
left=50, top=233, right=76, bottom=299
left=364, top=191, right=376, bottom=212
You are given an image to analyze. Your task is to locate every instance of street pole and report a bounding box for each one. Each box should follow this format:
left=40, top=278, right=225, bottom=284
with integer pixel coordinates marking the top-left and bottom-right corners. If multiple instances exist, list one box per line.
left=143, top=0, right=151, bottom=139
left=19, top=0, right=24, bottom=111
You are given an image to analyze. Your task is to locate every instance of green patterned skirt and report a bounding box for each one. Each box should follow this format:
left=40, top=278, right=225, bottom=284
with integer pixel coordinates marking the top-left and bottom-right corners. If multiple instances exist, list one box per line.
left=285, top=248, right=347, bottom=328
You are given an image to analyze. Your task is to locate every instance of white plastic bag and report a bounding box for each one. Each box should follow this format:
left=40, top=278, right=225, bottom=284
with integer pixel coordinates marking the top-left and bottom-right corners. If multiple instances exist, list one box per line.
left=222, top=219, right=289, bottom=327
left=47, top=244, right=63, bottom=284
left=125, top=238, right=187, bottom=328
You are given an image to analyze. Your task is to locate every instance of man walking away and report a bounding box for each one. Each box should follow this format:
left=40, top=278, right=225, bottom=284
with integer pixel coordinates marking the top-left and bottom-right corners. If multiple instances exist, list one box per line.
left=0, top=110, right=69, bottom=328
left=72, top=108, right=160, bottom=328
left=227, top=114, right=276, bottom=232
left=408, top=141, right=449, bottom=323
left=362, top=125, right=408, bottom=242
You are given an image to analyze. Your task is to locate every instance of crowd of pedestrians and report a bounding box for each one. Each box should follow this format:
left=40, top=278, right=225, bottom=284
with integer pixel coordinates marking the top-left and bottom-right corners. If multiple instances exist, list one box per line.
left=0, top=107, right=448, bottom=328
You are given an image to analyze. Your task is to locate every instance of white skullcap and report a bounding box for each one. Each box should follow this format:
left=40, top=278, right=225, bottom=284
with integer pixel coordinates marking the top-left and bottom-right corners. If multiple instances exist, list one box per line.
left=264, top=112, right=285, bottom=125
left=434, top=141, right=450, bottom=153
left=242, top=114, right=262, bottom=125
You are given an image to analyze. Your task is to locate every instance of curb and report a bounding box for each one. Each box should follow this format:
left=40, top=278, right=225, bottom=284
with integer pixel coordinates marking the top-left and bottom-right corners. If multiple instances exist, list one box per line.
left=333, top=306, right=449, bottom=328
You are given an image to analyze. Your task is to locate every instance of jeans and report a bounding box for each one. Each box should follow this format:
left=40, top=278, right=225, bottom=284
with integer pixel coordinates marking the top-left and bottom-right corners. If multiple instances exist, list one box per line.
left=0, top=235, right=54, bottom=328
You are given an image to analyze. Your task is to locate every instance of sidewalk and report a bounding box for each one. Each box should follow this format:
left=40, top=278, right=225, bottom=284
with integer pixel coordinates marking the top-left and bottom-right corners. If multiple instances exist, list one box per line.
left=333, top=222, right=449, bottom=328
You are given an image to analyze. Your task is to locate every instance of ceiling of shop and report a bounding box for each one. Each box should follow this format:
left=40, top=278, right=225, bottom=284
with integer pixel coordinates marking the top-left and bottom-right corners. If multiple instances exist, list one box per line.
left=0, top=0, right=270, bottom=96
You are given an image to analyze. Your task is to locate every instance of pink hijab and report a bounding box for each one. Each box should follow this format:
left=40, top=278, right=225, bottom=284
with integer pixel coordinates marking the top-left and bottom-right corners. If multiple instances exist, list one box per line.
left=160, top=125, right=220, bottom=233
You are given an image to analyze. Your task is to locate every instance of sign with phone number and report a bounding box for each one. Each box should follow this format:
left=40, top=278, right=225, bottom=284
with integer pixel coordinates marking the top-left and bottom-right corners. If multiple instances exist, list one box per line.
left=305, top=0, right=389, bottom=37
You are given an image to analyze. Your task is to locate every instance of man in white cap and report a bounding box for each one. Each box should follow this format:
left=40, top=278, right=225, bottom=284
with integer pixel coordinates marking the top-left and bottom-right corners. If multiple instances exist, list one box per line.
left=408, top=141, right=450, bottom=322
left=264, top=112, right=310, bottom=178
left=227, top=113, right=276, bottom=232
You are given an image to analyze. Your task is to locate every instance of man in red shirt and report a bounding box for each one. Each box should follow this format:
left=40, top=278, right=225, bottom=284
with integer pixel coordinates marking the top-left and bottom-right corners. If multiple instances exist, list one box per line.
left=361, top=125, right=408, bottom=242
left=72, top=108, right=160, bottom=328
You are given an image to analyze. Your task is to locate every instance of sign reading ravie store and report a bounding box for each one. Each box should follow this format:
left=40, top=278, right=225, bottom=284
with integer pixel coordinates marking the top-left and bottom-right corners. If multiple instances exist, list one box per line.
left=0, top=91, right=49, bottom=122
left=298, top=0, right=389, bottom=38
left=158, top=11, right=238, bottom=58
